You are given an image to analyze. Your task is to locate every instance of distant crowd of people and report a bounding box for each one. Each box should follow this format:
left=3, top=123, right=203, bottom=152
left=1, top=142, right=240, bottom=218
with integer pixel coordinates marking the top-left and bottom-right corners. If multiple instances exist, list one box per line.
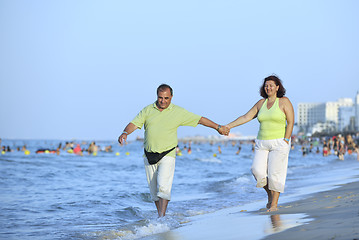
left=51, top=141, right=113, bottom=155
left=2, top=134, right=358, bottom=160
left=297, top=133, right=359, bottom=161
left=175, top=139, right=250, bottom=157
left=0, top=138, right=28, bottom=153
left=176, top=133, right=359, bottom=162
left=0, top=138, right=113, bottom=156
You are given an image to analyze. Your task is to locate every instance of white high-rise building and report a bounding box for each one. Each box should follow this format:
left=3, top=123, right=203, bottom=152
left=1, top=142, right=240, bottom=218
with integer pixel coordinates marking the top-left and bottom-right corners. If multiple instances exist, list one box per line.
left=337, top=98, right=355, bottom=131
left=298, top=97, right=356, bottom=134
left=326, top=98, right=353, bottom=125
left=325, top=101, right=339, bottom=124
left=297, top=103, right=325, bottom=133
left=338, top=106, right=355, bottom=131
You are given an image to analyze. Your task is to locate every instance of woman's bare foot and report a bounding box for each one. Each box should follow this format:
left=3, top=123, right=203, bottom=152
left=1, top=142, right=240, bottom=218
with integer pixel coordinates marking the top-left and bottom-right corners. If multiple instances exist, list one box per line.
left=267, top=190, right=280, bottom=212
left=267, top=206, right=278, bottom=212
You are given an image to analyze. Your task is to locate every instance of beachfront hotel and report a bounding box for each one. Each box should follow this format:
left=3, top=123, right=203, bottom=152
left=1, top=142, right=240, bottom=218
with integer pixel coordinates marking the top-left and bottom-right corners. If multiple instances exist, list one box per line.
left=297, top=91, right=359, bottom=135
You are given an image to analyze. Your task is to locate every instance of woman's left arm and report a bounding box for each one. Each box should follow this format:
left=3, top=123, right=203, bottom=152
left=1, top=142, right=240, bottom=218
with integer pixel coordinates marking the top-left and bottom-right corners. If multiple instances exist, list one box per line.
left=282, top=97, right=295, bottom=141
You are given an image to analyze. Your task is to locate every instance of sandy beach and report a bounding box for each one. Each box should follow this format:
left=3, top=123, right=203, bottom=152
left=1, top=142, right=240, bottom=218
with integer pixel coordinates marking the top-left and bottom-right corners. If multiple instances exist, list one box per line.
left=262, top=180, right=359, bottom=240
left=141, top=179, right=359, bottom=240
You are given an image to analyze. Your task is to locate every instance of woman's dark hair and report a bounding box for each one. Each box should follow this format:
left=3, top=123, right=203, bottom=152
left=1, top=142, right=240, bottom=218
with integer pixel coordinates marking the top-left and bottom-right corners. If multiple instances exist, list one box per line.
left=157, top=84, right=173, bottom=96
left=260, top=75, right=286, bottom=98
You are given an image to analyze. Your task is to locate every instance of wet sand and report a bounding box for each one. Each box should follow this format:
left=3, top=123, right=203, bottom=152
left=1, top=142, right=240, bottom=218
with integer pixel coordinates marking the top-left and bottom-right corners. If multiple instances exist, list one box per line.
left=261, top=180, right=359, bottom=240
left=142, top=180, right=359, bottom=240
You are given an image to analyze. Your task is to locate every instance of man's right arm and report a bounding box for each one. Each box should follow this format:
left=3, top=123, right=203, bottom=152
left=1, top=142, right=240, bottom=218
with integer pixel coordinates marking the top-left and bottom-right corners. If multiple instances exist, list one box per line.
left=118, top=122, right=138, bottom=145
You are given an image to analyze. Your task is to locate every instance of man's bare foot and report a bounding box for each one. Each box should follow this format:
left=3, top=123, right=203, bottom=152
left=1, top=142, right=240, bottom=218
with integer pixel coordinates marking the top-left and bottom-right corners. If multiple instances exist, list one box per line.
left=266, top=201, right=272, bottom=209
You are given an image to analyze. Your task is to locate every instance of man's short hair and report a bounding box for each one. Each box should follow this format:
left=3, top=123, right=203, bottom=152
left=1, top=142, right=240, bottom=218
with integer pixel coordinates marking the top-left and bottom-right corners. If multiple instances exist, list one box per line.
left=157, top=84, right=173, bottom=96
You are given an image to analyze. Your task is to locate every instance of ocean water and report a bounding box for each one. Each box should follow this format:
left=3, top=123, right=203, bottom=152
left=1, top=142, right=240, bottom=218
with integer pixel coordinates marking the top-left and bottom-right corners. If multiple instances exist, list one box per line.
left=0, top=139, right=358, bottom=240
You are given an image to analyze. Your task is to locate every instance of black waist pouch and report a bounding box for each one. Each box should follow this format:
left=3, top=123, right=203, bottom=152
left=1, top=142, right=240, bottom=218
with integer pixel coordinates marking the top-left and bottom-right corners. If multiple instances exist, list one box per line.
left=144, top=147, right=176, bottom=165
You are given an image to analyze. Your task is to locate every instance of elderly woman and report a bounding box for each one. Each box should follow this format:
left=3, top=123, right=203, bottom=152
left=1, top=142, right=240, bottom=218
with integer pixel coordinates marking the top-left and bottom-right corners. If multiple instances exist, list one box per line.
left=225, top=75, right=294, bottom=212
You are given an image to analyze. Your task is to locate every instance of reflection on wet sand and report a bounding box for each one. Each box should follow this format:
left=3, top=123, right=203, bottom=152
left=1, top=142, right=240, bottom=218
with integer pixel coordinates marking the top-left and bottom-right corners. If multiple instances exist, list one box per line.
left=265, top=213, right=311, bottom=235
left=270, top=214, right=282, bottom=231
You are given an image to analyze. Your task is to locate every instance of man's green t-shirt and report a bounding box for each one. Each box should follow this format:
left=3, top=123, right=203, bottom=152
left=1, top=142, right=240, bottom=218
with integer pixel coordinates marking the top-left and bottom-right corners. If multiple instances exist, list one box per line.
left=131, top=102, right=201, bottom=158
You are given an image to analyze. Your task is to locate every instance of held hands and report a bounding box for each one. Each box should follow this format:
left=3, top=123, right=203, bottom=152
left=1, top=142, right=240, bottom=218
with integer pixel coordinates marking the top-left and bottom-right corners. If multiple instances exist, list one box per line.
left=218, top=125, right=230, bottom=136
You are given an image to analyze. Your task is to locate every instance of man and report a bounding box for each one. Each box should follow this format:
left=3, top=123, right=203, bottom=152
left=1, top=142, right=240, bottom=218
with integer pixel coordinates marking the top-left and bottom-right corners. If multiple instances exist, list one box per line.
left=118, top=84, right=228, bottom=217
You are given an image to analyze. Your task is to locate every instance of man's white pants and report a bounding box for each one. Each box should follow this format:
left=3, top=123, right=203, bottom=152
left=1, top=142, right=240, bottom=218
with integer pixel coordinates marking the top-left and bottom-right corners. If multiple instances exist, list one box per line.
left=144, top=155, right=176, bottom=201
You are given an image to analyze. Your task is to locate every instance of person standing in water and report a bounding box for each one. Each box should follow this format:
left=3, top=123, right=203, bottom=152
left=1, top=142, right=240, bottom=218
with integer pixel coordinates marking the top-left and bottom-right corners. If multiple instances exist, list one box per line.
left=118, top=84, right=228, bottom=217
left=225, top=75, right=294, bottom=212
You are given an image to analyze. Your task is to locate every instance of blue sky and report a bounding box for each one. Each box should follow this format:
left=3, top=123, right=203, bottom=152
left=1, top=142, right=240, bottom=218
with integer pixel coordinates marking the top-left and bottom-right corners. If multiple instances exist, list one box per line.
left=1, top=0, right=358, bottom=141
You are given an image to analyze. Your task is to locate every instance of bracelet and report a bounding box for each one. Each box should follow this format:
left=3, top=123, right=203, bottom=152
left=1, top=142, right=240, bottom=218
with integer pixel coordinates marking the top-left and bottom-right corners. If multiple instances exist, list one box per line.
left=284, top=138, right=290, bottom=142
left=217, top=125, right=221, bottom=131
left=122, top=131, right=128, bottom=135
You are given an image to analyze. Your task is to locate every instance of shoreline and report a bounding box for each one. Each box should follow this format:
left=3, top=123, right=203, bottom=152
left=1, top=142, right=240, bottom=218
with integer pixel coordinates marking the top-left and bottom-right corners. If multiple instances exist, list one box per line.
left=141, top=173, right=359, bottom=240
left=261, top=180, right=359, bottom=240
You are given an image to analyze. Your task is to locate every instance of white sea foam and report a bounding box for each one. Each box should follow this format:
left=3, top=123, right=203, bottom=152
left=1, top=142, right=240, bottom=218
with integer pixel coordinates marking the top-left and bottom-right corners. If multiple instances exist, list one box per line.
left=235, top=176, right=251, bottom=183
left=132, top=222, right=170, bottom=239
left=196, top=158, right=222, bottom=163
left=93, top=222, right=171, bottom=240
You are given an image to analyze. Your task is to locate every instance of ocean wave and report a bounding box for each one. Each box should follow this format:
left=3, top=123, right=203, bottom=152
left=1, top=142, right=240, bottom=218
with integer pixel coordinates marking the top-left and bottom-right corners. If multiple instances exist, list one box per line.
left=204, top=173, right=253, bottom=195
left=195, top=157, right=222, bottom=163
left=115, top=207, right=143, bottom=220
left=87, top=218, right=175, bottom=240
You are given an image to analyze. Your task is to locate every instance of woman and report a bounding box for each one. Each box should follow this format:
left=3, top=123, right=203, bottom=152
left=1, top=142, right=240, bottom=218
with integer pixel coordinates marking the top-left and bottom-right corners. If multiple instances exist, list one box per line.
left=225, top=75, right=294, bottom=212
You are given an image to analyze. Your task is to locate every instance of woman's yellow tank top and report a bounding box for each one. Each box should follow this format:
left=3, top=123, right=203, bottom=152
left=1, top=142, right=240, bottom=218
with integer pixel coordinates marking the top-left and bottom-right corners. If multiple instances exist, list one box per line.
left=257, top=98, right=286, bottom=140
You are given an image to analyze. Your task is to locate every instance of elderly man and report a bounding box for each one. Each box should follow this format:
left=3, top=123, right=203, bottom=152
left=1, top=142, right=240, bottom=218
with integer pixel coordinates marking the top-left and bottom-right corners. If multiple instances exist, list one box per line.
left=118, top=84, right=228, bottom=217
